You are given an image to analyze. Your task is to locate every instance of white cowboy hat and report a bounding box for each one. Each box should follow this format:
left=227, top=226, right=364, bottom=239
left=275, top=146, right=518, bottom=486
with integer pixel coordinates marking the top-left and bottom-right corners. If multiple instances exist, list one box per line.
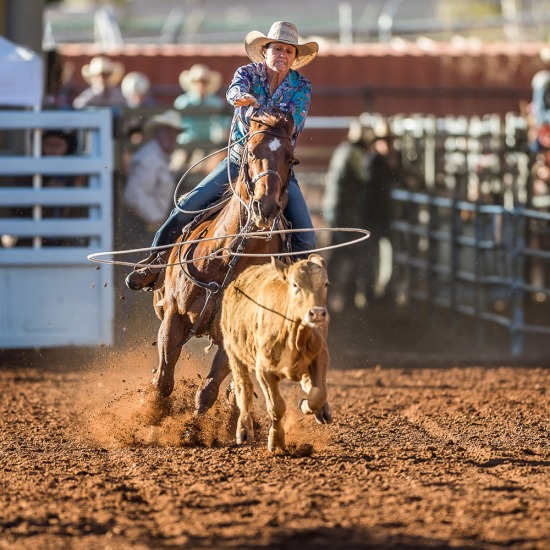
left=179, top=64, right=222, bottom=95
left=121, top=71, right=151, bottom=98
left=81, top=56, right=125, bottom=85
left=244, top=21, right=319, bottom=70
left=143, top=110, right=184, bottom=138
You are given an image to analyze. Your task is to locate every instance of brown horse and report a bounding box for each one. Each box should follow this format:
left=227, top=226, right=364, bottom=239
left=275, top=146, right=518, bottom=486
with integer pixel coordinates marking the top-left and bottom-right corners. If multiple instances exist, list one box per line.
left=152, top=107, right=297, bottom=414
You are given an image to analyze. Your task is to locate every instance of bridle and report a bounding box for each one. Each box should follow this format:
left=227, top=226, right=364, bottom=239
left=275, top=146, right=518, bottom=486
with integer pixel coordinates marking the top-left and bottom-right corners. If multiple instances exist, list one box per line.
left=235, top=127, right=294, bottom=220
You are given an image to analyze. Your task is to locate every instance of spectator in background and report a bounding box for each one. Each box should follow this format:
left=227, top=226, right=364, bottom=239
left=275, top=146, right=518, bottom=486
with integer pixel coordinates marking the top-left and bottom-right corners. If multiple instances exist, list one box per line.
left=122, top=110, right=183, bottom=253
left=526, top=47, right=550, bottom=207
left=119, top=110, right=182, bottom=338
left=41, top=129, right=87, bottom=246
left=42, top=129, right=86, bottom=201
left=174, top=63, right=225, bottom=142
left=72, top=56, right=126, bottom=109
left=121, top=71, right=157, bottom=145
left=173, top=63, right=229, bottom=176
left=362, top=119, right=397, bottom=305
left=525, top=50, right=550, bottom=298
left=43, top=47, right=75, bottom=109
left=121, top=71, right=155, bottom=109
left=323, top=115, right=396, bottom=312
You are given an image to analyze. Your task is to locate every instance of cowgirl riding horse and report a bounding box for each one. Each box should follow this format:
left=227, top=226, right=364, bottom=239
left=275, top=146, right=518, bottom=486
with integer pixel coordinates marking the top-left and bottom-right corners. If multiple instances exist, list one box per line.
left=126, top=21, right=319, bottom=292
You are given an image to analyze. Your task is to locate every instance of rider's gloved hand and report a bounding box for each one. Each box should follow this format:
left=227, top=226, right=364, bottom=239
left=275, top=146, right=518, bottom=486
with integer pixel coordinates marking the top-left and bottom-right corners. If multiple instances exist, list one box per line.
left=234, top=94, right=260, bottom=108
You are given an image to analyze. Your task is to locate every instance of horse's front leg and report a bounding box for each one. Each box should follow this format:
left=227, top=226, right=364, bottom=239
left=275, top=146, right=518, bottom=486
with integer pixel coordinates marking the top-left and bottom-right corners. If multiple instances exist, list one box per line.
left=153, top=305, right=190, bottom=397
left=194, top=347, right=231, bottom=415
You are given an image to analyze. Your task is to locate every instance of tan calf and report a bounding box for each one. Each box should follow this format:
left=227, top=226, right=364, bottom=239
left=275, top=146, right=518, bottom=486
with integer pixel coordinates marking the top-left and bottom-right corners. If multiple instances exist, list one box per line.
left=221, top=254, right=332, bottom=452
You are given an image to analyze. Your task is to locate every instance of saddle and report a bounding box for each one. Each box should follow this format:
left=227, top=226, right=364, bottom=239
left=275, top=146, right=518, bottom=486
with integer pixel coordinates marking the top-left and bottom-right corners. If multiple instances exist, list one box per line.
left=180, top=191, right=293, bottom=261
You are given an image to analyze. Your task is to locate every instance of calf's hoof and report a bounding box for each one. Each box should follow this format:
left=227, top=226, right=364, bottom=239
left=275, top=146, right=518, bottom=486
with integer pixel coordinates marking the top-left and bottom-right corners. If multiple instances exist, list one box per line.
left=267, top=426, right=285, bottom=453
left=236, top=428, right=254, bottom=445
left=236, top=418, right=254, bottom=445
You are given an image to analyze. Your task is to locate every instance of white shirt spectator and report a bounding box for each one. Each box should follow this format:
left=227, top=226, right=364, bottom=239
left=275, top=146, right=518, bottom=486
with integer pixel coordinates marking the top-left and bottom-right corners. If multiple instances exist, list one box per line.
left=123, top=138, right=177, bottom=226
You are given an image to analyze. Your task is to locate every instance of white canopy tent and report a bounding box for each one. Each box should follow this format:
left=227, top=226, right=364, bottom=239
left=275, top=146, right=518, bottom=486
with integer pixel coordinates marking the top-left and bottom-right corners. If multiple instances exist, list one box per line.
left=0, top=36, right=43, bottom=109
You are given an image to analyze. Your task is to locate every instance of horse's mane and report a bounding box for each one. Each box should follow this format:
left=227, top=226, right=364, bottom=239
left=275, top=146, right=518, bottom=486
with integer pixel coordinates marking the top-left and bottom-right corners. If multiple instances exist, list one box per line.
left=250, top=107, right=291, bottom=131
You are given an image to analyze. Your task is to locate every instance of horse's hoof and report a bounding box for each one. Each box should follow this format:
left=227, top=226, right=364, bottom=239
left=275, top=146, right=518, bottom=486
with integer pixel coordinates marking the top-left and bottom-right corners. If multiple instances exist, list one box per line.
left=314, top=402, right=333, bottom=425
left=138, top=389, right=171, bottom=426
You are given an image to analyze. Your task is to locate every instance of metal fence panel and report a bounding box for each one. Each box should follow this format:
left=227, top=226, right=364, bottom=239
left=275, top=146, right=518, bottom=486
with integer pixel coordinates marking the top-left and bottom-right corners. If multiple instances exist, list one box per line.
left=0, top=109, right=114, bottom=349
left=391, top=189, right=550, bottom=356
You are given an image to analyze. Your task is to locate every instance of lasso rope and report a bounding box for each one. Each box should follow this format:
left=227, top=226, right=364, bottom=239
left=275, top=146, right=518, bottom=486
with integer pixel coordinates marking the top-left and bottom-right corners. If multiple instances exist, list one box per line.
left=87, top=227, right=371, bottom=268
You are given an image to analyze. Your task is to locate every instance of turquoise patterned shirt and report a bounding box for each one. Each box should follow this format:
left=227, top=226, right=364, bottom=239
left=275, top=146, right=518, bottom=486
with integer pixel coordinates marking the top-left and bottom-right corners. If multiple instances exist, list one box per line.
left=226, top=62, right=312, bottom=151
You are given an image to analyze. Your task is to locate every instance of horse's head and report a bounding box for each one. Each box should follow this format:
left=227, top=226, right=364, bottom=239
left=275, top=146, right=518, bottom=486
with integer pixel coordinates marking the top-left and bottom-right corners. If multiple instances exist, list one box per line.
left=239, top=106, right=296, bottom=228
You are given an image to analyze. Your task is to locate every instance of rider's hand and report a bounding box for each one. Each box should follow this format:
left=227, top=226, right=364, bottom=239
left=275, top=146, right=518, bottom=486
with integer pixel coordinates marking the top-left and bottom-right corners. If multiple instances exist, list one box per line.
left=234, top=94, right=260, bottom=108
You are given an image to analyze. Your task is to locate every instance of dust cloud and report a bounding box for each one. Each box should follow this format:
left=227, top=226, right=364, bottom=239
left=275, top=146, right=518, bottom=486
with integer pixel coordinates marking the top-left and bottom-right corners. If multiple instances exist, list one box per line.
left=69, top=344, right=329, bottom=454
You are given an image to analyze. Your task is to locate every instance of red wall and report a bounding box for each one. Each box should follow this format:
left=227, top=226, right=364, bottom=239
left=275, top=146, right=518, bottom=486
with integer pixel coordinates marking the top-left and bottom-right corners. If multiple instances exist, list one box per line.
left=59, top=41, right=545, bottom=118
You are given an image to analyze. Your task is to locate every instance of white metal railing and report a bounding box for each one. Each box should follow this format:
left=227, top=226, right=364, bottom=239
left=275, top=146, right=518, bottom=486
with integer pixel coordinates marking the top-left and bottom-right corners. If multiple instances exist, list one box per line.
left=0, top=109, right=114, bottom=349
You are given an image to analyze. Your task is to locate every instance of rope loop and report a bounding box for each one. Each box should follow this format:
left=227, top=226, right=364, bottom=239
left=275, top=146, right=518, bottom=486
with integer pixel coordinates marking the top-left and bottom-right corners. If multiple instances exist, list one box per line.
left=87, top=227, right=371, bottom=268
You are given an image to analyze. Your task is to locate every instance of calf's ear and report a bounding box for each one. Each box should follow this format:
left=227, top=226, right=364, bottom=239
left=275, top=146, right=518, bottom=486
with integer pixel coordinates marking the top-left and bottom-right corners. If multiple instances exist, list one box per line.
left=308, top=253, right=327, bottom=271
left=271, top=256, right=287, bottom=279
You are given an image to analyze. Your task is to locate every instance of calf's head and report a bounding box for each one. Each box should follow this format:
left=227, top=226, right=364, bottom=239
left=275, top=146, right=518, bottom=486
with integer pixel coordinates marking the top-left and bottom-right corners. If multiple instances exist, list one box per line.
left=272, top=254, right=329, bottom=327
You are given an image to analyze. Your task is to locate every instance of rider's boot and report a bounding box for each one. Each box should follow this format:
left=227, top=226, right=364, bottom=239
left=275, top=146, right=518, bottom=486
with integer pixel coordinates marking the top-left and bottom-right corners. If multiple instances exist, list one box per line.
left=125, top=249, right=170, bottom=291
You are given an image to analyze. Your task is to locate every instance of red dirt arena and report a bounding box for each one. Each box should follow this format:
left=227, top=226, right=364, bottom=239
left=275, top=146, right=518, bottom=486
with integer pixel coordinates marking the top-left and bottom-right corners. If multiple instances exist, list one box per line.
left=0, top=304, right=548, bottom=549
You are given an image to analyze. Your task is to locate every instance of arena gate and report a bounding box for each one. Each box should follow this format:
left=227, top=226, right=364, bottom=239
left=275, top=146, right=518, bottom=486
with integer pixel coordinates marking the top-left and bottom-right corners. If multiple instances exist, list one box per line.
left=387, top=113, right=550, bottom=356
left=0, top=110, right=114, bottom=349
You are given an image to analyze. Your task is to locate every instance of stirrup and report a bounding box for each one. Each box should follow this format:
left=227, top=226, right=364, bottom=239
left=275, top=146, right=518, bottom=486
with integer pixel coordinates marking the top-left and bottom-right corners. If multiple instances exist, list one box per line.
left=125, top=252, right=167, bottom=291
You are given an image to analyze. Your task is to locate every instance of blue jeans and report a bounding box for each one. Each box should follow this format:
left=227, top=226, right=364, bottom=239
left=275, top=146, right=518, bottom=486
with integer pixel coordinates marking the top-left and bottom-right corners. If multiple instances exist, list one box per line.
left=152, top=156, right=316, bottom=257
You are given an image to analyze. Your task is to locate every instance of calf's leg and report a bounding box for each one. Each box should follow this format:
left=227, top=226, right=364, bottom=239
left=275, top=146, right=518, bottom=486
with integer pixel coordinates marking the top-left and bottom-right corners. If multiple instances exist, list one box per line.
left=298, top=351, right=333, bottom=424
left=256, top=368, right=286, bottom=452
left=229, top=353, right=254, bottom=444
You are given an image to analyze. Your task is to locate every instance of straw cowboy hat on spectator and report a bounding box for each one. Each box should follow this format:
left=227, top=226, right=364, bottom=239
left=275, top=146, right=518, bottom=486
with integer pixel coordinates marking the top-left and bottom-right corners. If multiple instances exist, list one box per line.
left=81, top=56, right=125, bottom=85
left=179, top=64, right=222, bottom=95
left=244, top=21, right=319, bottom=70
left=143, top=110, right=183, bottom=138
